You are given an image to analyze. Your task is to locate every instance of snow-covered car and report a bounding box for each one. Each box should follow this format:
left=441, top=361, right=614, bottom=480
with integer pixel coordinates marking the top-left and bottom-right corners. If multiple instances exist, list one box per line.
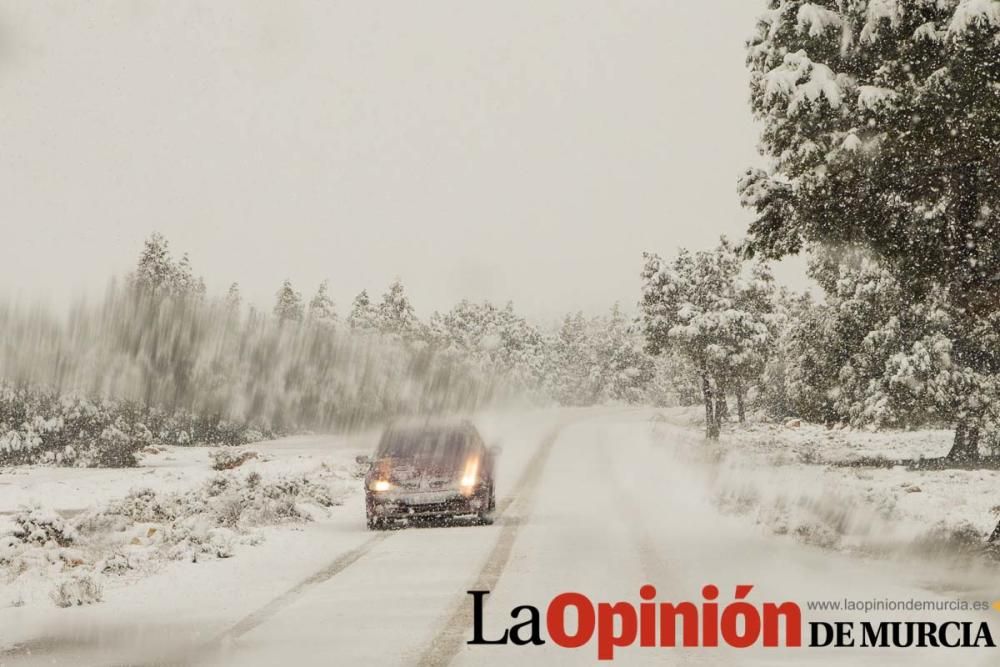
left=359, top=421, right=497, bottom=529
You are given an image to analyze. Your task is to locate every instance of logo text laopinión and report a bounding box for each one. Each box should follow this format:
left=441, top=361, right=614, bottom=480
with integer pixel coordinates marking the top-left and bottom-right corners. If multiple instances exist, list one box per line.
left=466, top=585, right=997, bottom=660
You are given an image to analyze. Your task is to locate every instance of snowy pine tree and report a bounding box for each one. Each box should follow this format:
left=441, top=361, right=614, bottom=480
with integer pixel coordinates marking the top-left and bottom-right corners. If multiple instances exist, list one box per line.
left=733, top=262, right=781, bottom=422
left=740, top=0, right=1000, bottom=459
left=643, top=350, right=703, bottom=408
left=273, top=280, right=304, bottom=323
left=491, top=303, right=548, bottom=390
left=132, top=233, right=174, bottom=296
left=130, top=233, right=206, bottom=299
left=308, top=280, right=338, bottom=329
left=375, top=279, right=420, bottom=340
left=429, top=300, right=496, bottom=355
left=224, top=282, right=242, bottom=312
left=173, top=253, right=206, bottom=299
left=547, top=312, right=597, bottom=406
left=759, top=289, right=840, bottom=422
left=591, top=304, right=655, bottom=404
left=639, top=238, right=777, bottom=438
left=347, top=290, right=378, bottom=332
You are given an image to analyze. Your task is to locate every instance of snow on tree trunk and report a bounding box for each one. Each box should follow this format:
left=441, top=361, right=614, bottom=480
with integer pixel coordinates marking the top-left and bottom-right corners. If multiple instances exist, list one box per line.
left=947, top=420, right=981, bottom=462
left=735, top=381, right=747, bottom=424
left=701, top=373, right=719, bottom=440
left=715, top=390, right=729, bottom=426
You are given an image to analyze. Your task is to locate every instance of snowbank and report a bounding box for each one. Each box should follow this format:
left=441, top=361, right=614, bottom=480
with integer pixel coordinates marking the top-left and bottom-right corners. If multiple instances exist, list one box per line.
left=656, top=409, right=999, bottom=560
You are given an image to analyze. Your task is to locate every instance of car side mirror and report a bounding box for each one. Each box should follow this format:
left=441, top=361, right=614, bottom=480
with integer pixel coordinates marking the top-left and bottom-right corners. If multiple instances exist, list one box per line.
left=355, top=455, right=371, bottom=466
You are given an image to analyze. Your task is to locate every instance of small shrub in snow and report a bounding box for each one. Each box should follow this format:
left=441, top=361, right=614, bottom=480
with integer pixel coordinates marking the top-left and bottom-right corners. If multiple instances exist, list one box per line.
left=50, top=574, right=102, bottom=608
left=102, top=488, right=183, bottom=524
left=208, top=528, right=235, bottom=558
left=243, top=428, right=265, bottom=444
left=914, top=522, right=986, bottom=557
left=798, top=449, right=823, bottom=465
left=164, top=516, right=236, bottom=562
left=93, top=422, right=145, bottom=468
left=99, top=550, right=133, bottom=576
left=793, top=522, right=840, bottom=550
left=210, top=449, right=258, bottom=470
left=12, top=506, right=78, bottom=547
left=0, top=535, right=23, bottom=566
left=85, top=471, right=343, bottom=554
left=212, top=493, right=247, bottom=528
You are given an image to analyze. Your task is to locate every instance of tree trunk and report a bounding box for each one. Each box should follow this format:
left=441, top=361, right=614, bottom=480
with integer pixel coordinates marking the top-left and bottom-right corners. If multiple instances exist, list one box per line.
left=701, top=373, right=719, bottom=440
left=989, top=520, right=1000, bottom=544
left=946, top=162, right=986, bottom=461
left=947, top=419, right=980, bottom=462
left=716, top=392, right=730, bottom=424
left=735, top=381, right=747, bottom=424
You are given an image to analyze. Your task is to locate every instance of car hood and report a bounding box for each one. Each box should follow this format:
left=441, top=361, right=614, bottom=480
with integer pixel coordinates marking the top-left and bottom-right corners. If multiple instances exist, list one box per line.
left=373, top=458, right=462, bottom=489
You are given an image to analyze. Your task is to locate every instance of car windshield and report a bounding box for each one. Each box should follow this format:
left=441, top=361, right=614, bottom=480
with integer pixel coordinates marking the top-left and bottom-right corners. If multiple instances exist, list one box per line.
left=375, top=427, right=473, bottom=468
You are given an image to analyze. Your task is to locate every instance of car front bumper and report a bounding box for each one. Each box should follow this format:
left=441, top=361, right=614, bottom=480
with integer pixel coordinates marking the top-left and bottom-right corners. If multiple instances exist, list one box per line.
left=367, top=489, right=488, bottom=519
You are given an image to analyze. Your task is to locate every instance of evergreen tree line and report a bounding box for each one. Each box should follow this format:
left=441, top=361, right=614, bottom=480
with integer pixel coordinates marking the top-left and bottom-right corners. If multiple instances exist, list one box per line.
left=0, top=233, right=662, bottom=466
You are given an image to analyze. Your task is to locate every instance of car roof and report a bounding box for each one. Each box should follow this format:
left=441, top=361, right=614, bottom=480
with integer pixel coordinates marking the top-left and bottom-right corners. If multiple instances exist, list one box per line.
left=375, top=419, right=483, bottom=460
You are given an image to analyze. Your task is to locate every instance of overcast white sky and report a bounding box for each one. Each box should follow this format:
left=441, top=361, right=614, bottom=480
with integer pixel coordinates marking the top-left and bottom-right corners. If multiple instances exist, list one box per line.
left=0, top=0, right=807, bottom=320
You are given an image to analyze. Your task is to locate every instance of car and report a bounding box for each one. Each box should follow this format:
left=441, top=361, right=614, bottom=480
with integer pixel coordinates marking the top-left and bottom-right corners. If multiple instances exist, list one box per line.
left=358, top=420, right=498, bottom=530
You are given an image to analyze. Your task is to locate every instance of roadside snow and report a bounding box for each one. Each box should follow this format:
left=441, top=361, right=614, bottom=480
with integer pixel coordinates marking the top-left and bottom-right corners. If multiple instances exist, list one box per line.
left=0, top=434, right=369, bottom=518
left=660, top=409, right=999, bottom=558
left=0, top=433, right=375, bottom=611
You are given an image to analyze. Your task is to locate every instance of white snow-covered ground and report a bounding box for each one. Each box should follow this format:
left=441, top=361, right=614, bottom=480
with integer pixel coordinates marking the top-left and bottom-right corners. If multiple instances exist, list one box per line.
left=0, top=434, right=370, bottom=526
left=696, top=411, right=1000, bottom=556
left=0, top=432, right=377, bottom=610
left=2, top=407, right=999, bottom=666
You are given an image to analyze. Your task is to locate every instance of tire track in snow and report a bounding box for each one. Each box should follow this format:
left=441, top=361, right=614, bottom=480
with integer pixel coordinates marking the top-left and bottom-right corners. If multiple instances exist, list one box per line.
left=161, top=531, right=394, bottom=665
left=208, top=532, right=392, bottom=648
left=597, top=420, right=706, bottom=666
left=594, top=429, right=663, bottom=582
left=413, top=424, right=565, bottom=667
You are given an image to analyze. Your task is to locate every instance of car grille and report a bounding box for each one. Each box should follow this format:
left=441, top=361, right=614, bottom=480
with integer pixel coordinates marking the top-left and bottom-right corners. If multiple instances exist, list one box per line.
left=390, top=476, right=454, bottom=491
left=401, top=499, right=472, bottom=516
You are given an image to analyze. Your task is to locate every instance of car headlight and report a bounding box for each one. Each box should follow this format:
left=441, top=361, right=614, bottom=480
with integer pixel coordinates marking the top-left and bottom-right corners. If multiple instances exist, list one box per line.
left=371, top=479, right=392, bottom=492
left=460, top=458, right=480, bottom=489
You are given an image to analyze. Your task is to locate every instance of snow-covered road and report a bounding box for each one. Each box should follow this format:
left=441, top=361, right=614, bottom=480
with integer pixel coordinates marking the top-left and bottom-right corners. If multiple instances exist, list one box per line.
left=4, top=408, right=999, bottom=666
